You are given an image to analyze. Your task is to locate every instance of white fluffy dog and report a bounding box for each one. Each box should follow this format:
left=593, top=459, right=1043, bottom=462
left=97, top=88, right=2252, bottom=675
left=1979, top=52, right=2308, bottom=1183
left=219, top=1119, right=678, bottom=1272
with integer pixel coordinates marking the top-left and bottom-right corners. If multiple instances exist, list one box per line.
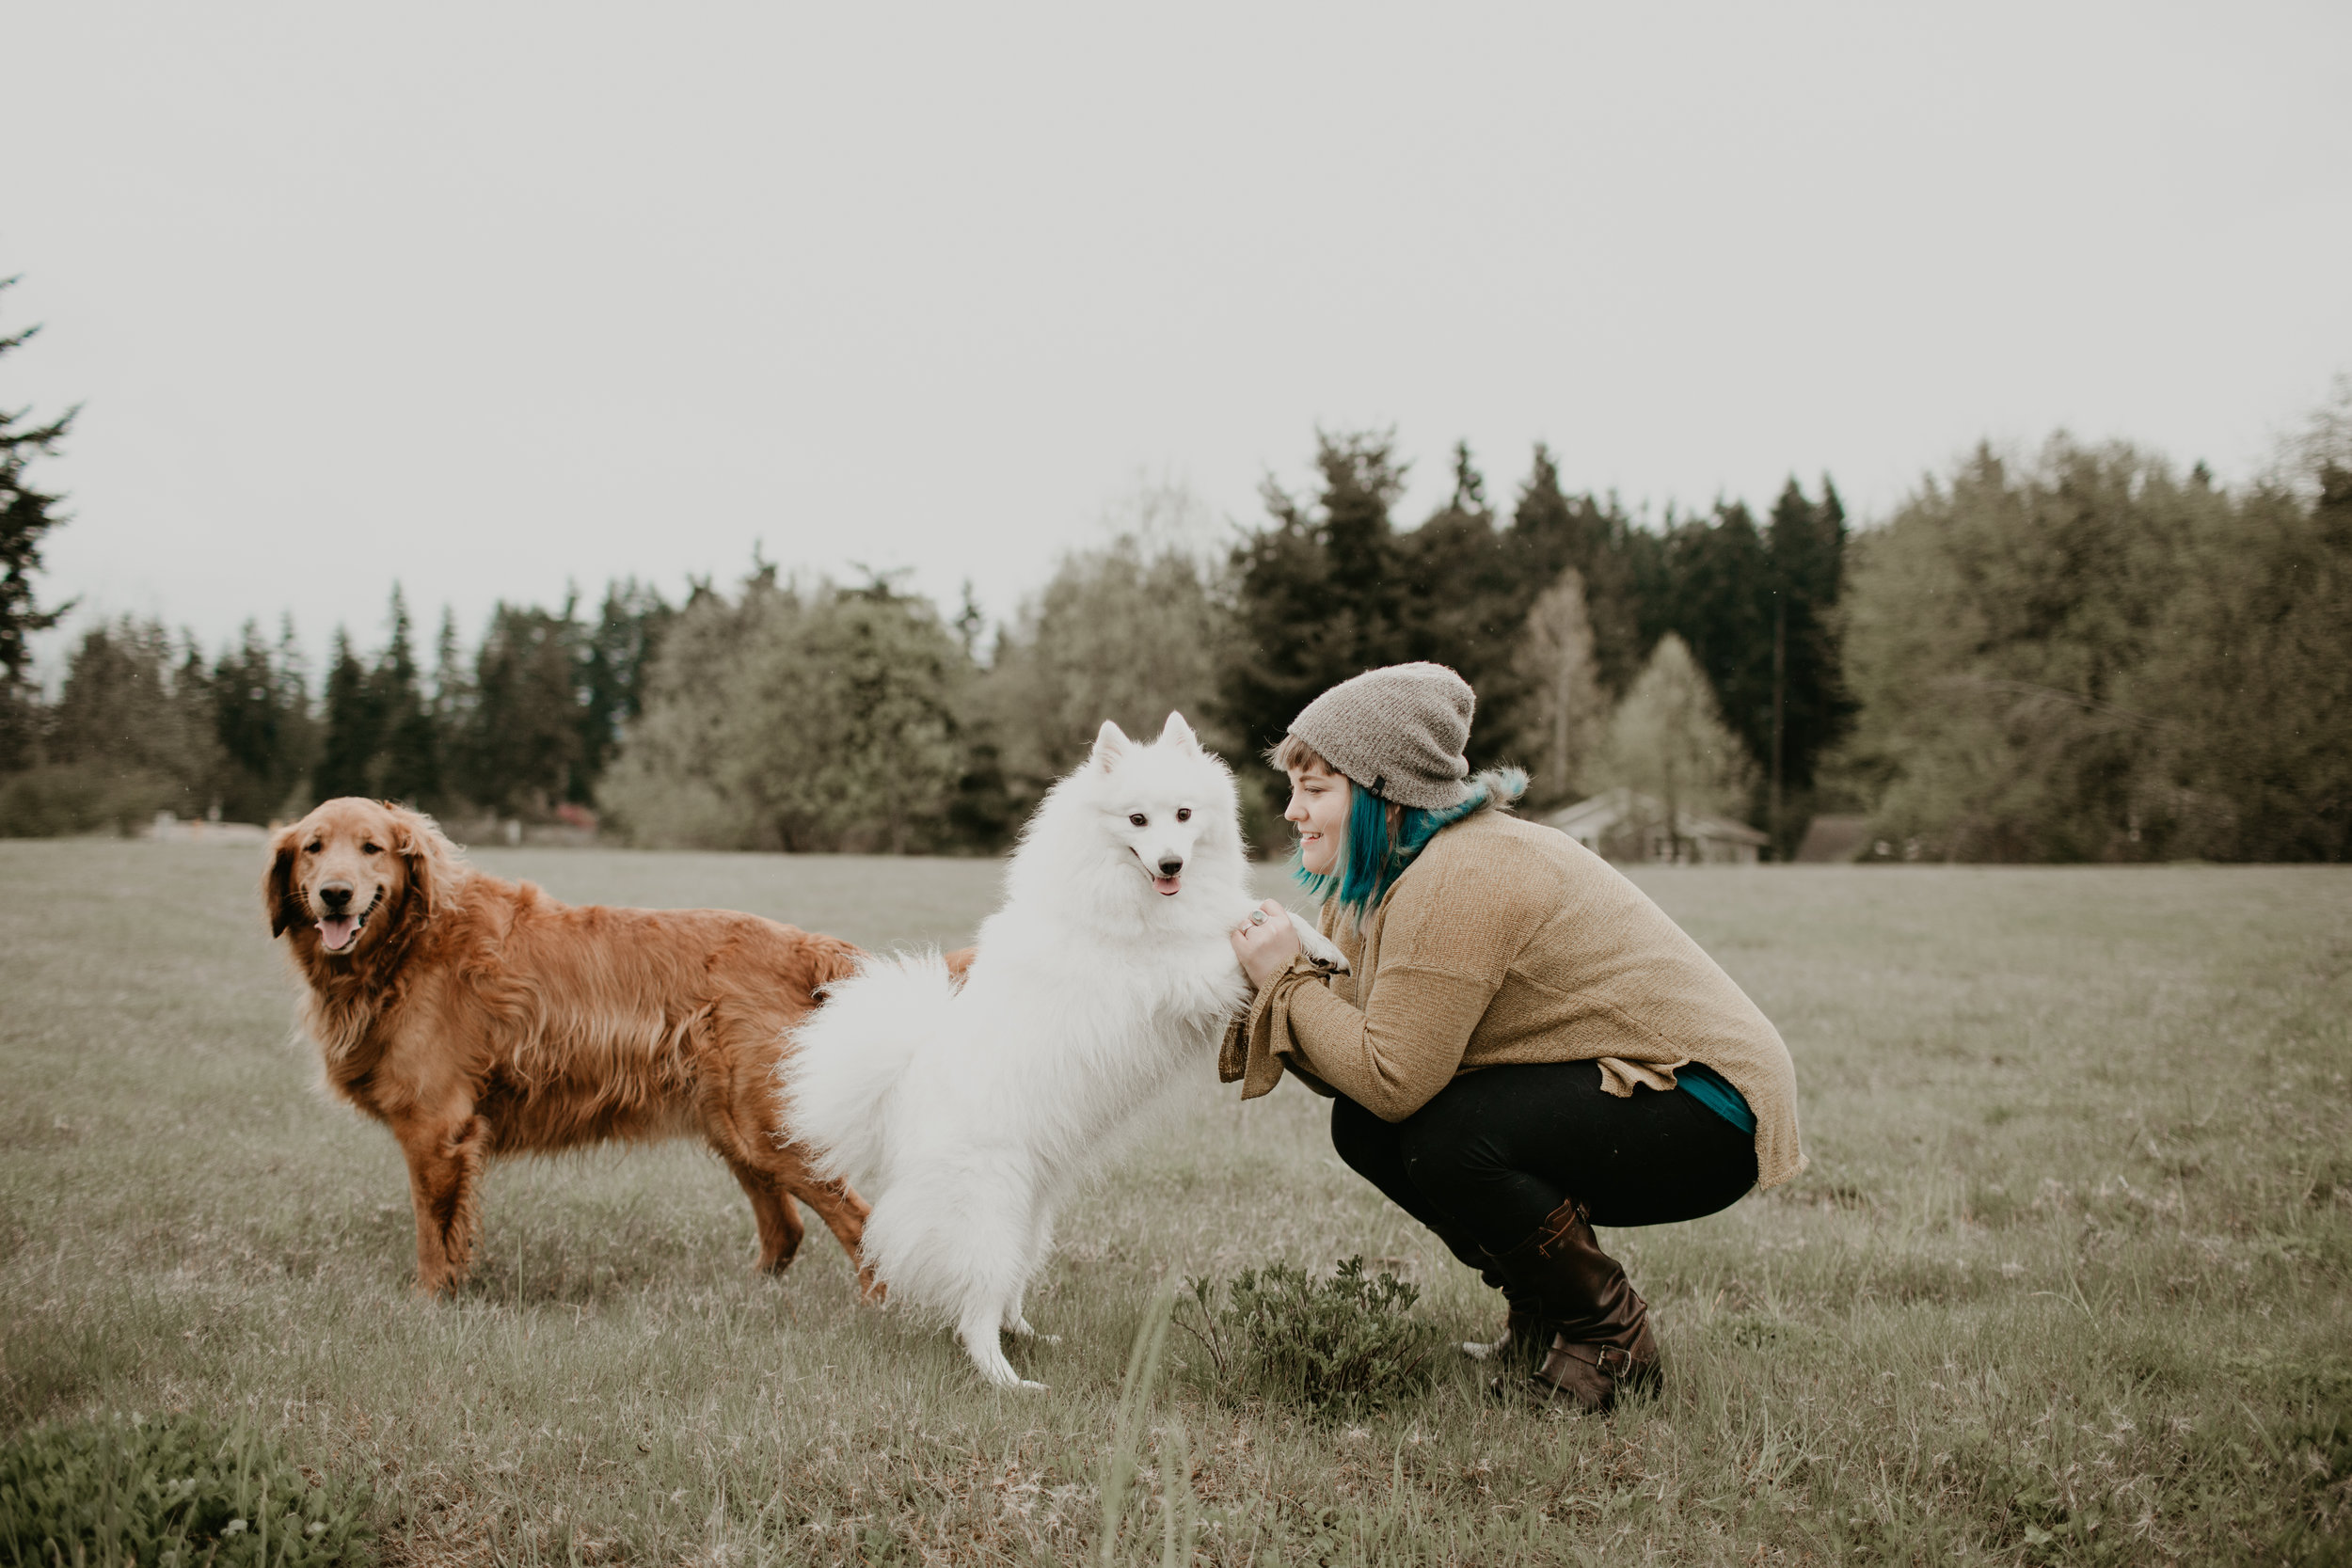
left=784, top=711, right=1346, bottom=1388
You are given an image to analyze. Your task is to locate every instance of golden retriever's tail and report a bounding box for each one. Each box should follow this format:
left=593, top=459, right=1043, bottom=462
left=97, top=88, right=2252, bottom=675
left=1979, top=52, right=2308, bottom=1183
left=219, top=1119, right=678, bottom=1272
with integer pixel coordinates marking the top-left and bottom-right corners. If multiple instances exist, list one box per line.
left=779, top=949, right=959, bottom=1195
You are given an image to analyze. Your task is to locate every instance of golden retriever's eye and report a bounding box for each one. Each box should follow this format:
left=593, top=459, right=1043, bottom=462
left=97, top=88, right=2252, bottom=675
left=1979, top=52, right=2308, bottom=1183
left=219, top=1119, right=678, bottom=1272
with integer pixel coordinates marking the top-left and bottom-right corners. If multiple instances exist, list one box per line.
left=361, top=843, right=382, bottom=855
left=1128, top=813, right=1148, bottom=828
left=1176, top=808, right=1192, bottom=823
left=305, top=841, right=323, bottom=853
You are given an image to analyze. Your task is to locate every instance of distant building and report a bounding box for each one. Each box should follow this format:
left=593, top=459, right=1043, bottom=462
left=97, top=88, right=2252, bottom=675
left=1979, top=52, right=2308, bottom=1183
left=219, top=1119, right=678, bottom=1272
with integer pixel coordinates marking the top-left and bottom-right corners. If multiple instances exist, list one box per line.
left=1542, top=786, right=1770, bottom=866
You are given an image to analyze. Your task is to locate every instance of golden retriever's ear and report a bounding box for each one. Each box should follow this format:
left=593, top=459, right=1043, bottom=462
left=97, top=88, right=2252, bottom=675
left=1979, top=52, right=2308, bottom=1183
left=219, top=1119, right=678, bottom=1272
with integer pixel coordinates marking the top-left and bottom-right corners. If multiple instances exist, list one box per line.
left=264, top=824, right=303, bottom=937
left=387, top=804, right=462, bottom=918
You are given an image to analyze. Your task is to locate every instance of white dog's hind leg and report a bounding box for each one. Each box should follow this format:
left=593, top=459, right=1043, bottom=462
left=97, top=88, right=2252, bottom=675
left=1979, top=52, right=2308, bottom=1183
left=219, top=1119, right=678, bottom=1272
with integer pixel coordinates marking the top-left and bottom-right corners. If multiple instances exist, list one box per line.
left=959, top=1305, right=1045, bottom=1391
left=1005, top=1212, right=1061, bottom=1343
left=1004, top=1281, right=1042, bottom=1339
left=1005, top=1299, right=1058, bottom=1344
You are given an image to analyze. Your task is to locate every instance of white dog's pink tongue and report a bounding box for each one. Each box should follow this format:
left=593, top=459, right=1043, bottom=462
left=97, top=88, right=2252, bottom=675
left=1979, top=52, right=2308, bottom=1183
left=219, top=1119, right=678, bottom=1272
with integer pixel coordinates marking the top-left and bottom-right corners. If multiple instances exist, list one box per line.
left=1152, top=875, right=1181, bottom=896
left=319, top=915, right=358, bottom=951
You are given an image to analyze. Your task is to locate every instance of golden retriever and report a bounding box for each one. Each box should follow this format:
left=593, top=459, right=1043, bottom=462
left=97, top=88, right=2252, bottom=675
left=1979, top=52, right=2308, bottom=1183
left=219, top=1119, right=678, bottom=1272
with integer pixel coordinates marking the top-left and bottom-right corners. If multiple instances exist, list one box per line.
left=264, top=796, right=920, bottom=1296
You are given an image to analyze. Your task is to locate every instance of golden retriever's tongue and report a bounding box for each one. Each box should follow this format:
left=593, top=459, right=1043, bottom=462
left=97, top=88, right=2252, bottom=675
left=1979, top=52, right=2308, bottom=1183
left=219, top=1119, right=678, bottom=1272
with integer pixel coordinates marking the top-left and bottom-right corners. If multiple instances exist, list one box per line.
left=319, top=915, right=359, bottom=951
left=1152, top=875, right=1181, bottom=895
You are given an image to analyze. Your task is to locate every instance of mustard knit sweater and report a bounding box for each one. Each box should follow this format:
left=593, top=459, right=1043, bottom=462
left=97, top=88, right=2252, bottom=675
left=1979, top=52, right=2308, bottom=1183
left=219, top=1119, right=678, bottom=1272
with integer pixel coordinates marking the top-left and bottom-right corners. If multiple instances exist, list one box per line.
left=1219, top=805, right=1805, bottom=1192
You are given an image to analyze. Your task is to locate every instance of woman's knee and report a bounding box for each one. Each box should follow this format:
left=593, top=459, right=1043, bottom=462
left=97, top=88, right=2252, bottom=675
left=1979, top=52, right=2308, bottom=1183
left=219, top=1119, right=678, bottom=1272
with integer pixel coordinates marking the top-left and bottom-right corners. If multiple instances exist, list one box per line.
left=1327, top=1096, right=1394, bottom=1180
left=1393, top=1113, right=1513, bottom=1211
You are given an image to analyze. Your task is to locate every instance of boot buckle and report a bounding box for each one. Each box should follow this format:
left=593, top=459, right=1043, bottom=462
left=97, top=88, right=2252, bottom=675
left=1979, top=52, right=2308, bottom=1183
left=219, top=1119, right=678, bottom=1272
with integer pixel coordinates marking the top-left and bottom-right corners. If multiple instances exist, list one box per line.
left=1591, top=1345, right=1634, bottom=1379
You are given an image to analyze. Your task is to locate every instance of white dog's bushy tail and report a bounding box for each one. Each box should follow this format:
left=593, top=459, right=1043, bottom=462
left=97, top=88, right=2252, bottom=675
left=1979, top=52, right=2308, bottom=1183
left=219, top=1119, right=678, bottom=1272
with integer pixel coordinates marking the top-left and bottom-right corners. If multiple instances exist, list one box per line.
left=782, top=950, right=959, bottom=1194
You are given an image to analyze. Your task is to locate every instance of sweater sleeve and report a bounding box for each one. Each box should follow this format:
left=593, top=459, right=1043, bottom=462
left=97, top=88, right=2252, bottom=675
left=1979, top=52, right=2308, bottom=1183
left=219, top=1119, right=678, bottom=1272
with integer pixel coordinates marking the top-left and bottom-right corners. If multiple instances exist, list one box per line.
left=1218, top=956, right=1330, bottom=1100
left=1270, top=963, right=1503, bottom=1120
left=1279, top=840, right=1544, bottom=1118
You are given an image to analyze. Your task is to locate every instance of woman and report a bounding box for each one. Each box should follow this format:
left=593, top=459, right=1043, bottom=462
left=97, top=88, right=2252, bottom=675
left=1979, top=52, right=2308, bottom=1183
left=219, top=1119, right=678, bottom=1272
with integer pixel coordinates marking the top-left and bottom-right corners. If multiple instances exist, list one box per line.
left=1223, top=662, right=1803, bottom=1411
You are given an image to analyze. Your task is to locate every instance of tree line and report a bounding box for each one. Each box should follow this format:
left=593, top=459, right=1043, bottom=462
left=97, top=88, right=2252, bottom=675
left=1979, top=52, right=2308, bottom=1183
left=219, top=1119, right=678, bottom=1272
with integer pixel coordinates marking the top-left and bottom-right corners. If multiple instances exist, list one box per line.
left=0, top=428, right=1854, bottom=855
left=0, top=582, right=675, bottom=839
left=5, top=274, right=2346, bottom=860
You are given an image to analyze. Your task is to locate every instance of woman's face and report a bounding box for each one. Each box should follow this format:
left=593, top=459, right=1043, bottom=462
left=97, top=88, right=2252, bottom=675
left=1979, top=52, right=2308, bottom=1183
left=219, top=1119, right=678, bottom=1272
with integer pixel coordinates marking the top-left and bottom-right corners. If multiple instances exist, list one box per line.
left=1285, top=764, right=1350, bottom=876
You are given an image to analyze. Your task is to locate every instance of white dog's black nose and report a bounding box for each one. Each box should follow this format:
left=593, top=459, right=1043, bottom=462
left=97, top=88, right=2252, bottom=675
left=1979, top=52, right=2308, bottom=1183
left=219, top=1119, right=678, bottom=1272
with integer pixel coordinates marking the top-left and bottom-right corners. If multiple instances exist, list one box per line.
left=319, top=882, right=354, bottom=911
left=1156, top=856, right=1184, bottom=877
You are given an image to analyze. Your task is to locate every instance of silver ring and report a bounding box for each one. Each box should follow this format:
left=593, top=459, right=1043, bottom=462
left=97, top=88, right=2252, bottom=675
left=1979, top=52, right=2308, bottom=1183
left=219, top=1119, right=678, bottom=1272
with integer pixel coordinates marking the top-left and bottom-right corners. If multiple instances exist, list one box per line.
left=1249, top=910, right=1266, bottom=926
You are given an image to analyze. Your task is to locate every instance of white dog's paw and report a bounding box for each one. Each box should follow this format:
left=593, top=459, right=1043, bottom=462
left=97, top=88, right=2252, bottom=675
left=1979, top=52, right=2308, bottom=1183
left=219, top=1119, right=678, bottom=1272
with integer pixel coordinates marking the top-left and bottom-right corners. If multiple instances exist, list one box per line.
left=1014, top=1378, right=1050, bottom=1392
left=1294, top=918, right=1350, bottom=974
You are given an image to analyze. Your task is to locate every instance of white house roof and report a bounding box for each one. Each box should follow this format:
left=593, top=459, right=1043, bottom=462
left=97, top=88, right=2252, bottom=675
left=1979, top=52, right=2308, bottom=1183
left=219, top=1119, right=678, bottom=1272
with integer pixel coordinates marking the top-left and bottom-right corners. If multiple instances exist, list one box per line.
left=1542, top=786, right=1769, bottom=847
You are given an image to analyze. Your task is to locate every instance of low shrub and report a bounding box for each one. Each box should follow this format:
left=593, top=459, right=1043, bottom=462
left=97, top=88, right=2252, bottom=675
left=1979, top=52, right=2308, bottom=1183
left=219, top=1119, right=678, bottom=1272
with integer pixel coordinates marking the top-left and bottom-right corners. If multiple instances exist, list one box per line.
left=0, top=1414, right=373, bottom=1568
left=0, top=764, right=184, bottom=839
left=1179, top=1257, right=1445, bottom=1420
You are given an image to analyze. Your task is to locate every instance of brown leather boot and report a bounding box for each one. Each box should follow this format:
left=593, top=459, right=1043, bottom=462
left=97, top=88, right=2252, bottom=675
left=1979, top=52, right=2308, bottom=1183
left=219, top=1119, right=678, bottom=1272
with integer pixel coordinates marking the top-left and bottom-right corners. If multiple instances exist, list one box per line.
left=1423, top=1218, right=1547, bottom=1368
left=1483, top=1197, right=1660, bottom=1413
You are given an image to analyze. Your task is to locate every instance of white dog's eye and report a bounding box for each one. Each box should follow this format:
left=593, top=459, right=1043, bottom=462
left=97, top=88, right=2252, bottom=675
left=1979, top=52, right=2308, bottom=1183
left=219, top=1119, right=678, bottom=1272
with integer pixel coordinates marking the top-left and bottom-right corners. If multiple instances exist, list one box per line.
left=1176, top=808, right=1192, bottom=823
left=1128, top=813, right=1148, bottom=828
left=362, top=843, right=382, bottom=855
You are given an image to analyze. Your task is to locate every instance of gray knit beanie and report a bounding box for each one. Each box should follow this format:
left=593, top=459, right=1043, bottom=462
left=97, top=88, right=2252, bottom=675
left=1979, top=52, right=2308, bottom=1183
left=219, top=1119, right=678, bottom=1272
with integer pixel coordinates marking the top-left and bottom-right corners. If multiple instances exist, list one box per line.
left=1287, top=662, right=1477, bottom=810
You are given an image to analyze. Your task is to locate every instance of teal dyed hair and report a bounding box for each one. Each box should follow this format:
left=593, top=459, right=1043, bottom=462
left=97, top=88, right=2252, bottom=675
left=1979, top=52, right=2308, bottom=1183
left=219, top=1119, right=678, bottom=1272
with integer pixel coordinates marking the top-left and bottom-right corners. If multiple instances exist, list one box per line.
left=1292, top=766, right=1528, bottom=920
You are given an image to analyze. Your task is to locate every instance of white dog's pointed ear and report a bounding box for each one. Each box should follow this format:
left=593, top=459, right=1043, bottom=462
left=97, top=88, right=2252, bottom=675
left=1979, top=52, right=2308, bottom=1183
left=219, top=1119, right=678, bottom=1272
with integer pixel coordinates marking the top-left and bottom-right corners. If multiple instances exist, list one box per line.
left=1090, top=720, right=1132, bottom=770
left=1160, top=711, right=1200, bottom=752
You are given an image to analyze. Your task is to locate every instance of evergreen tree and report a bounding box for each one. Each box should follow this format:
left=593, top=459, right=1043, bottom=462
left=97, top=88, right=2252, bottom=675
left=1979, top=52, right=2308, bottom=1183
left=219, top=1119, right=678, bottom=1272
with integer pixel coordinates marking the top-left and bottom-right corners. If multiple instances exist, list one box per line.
left=576, top=578, right=673, bottom=799
left=373, top=585, right=441, bottom=807
left=314, top=627, right=381, bottom=800
left=428, top=606, right=471, bottom=791
left=1219, top=432, right=1416, bottom=791
left=1315, top=430, right=1407, bottom=628
left=1656, top=500, right=1774, bottom=786
left=1224, top=434, right=1632, bottom=829
left=272, top=614, right=319, bottom=810
left=1505, top=445, right=1646, bottom=698
left=1762, top=477, right=1856, bottom=848
left=1395, top=442, right=1528, bottom=759
left=460, top=601, right=583, bottom=816
left=0, top=277, right=76, bottom=690
left=210, top=620, right=307, bottom=822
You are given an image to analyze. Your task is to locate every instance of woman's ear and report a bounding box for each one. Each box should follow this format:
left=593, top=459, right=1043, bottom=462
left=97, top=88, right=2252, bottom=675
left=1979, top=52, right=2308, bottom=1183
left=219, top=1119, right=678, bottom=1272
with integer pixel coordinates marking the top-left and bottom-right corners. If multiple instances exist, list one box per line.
left=264, top=825, right=303, bottom=937
left=388, top=805, right=460, bottom=918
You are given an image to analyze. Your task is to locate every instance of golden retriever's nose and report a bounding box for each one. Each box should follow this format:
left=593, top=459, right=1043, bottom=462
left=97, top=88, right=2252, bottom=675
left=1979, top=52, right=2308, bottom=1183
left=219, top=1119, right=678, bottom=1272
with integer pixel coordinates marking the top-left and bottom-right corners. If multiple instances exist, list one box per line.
left=319, top=882, right=355, bottom=911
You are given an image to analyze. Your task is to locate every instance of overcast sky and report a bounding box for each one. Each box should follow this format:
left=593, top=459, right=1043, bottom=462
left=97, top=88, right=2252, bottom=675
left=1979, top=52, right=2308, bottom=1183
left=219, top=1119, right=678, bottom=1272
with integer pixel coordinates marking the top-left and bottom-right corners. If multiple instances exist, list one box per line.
left=5, top=3, right=2347, bottom=678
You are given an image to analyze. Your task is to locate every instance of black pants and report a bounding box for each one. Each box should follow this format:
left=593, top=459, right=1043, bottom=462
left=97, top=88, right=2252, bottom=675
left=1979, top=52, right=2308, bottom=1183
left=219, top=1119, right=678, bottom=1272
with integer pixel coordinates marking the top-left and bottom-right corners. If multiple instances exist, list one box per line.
left=1330, top=1060, right=1758, bottom=1253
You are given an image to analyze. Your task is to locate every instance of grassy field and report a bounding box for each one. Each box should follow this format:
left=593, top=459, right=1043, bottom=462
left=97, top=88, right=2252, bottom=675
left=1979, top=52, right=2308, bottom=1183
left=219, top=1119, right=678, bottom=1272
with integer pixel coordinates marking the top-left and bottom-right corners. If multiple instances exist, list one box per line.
left=2, top=840, right=2347, bottom=1566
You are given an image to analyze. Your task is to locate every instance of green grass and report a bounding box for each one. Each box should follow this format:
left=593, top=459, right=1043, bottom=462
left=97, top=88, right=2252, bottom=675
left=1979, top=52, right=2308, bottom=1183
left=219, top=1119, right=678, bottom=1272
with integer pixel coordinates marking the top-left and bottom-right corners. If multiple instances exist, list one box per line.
left=2, top=840, right=2347, bottom=1565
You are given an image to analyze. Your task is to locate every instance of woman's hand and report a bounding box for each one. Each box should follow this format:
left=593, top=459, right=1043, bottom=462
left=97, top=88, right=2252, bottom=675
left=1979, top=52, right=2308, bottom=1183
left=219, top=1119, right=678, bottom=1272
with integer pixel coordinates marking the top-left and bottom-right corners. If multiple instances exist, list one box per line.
left=1231, top=898, right=1303, bottom=990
